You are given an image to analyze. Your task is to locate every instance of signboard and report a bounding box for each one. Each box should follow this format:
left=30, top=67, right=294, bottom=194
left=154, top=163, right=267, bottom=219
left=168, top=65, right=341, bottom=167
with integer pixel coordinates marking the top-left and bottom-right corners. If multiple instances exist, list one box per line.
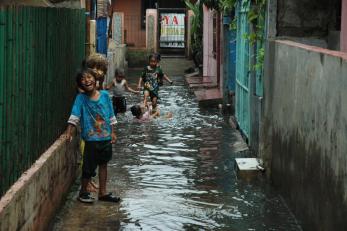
left=160, top=13, right=185, bottom=48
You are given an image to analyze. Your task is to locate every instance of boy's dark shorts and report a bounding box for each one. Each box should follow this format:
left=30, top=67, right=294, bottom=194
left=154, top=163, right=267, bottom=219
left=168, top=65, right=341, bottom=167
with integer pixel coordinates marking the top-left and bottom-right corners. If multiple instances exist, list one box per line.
left=82, top=140, right=112, bottom=179
left=112, top=96, right=127, bottom=114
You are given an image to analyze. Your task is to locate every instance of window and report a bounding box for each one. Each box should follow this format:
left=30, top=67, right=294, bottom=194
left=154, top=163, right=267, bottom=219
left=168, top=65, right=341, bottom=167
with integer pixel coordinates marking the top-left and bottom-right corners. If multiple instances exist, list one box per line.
left=141, top=0, right=157, bottom=29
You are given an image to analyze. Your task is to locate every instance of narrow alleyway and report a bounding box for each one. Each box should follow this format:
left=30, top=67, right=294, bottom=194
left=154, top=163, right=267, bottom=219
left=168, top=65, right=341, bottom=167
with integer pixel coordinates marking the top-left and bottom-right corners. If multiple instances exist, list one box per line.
left=51, top=59, right=301, bottom=231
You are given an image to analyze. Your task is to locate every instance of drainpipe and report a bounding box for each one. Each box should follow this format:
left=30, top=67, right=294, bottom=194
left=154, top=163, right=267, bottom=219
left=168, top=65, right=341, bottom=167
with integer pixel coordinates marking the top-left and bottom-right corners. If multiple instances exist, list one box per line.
left=216, top=11, right=221, bottom=87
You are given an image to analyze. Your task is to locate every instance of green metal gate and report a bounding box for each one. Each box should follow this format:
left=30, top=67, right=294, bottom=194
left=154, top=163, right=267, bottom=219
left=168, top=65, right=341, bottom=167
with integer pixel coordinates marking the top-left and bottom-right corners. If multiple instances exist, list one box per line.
left=235, top=0, right=251, bottom=138
left=0, top=5, right=85, bottom=197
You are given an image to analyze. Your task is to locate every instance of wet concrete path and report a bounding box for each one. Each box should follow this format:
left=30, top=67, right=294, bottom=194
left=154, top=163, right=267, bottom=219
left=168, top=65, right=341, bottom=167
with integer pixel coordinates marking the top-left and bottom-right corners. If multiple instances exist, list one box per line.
left=52, top=58, right=301, bottom=230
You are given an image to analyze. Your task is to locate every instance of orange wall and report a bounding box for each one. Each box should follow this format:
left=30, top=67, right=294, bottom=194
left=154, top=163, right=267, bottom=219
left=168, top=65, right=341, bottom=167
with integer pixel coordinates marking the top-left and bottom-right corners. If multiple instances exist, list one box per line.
left=114, top=0, right=146, bottom=48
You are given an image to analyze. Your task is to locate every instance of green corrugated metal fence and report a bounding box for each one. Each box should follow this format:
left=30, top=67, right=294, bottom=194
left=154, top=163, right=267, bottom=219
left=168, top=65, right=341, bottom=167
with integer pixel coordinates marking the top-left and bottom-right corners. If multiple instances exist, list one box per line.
left=235, top=0, right=251, bottom=139
left=0, top=5, right=85, bottom=197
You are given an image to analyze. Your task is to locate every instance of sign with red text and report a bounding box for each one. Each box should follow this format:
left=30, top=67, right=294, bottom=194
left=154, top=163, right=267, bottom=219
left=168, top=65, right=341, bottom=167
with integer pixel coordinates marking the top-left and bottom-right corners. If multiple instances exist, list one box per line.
left=160, top=13, right=185, bottom=48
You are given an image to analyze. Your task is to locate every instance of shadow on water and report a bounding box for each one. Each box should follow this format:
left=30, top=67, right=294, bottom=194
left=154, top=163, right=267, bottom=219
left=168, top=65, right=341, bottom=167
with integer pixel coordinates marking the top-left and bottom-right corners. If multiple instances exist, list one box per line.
left=52, top=67, right=302, bottom=231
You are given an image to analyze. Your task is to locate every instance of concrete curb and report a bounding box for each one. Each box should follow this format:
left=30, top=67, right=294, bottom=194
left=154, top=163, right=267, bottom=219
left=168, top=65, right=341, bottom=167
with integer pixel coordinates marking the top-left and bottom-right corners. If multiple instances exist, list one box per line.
left=0, top=134, right=80, bottom=231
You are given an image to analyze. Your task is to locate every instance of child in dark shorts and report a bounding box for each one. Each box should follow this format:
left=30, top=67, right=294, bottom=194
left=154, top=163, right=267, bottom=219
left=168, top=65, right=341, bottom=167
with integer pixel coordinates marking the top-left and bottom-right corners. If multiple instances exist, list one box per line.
left=65, top=68, right=120, bottom=203
left=137, top=54, right=161, bottom=106
left=137, top=54, right=174, bottom=107
left=81, top=55, right=109, bottom=191
left=106, top=68, right=139, bottom=114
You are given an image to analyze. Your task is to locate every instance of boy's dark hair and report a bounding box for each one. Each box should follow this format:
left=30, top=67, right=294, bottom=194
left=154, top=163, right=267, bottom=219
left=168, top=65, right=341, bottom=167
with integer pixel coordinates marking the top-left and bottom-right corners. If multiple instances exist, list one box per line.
left=149, top=53, right=159, bottom=62
left=85, top=53, right=108, bottom=73
left=76, top=68, right=97, bottom=88
left=130, top=105, right=142, bottom=118
left=115, top=68, right=125, bottom=77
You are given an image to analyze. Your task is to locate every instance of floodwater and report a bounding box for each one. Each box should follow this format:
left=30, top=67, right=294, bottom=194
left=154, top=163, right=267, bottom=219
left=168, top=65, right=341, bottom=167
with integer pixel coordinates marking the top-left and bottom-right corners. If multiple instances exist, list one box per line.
left=52, top=59, right=301, bottom=231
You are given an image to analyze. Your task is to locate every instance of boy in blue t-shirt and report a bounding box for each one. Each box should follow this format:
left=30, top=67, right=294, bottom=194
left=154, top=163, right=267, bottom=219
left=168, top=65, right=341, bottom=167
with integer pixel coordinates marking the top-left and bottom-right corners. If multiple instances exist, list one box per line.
left=65, top=68, right=120, bottom=203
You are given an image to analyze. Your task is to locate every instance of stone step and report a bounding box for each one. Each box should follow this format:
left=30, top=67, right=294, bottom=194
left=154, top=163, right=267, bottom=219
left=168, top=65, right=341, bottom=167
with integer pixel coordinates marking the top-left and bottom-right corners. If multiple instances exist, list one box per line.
left=185, top=76, right=213, bottom=84
left=189, top=82, right=218, bottom=89
left=194, top=88, right=223, bottom=106
left=235, top=158, right=264, bottom=181
left=184, top=71, right=200, bottom=78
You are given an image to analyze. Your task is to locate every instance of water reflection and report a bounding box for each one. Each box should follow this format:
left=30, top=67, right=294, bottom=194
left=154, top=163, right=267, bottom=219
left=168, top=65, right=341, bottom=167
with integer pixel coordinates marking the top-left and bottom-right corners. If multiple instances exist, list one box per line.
left=52, top=70, right=301, bottom=231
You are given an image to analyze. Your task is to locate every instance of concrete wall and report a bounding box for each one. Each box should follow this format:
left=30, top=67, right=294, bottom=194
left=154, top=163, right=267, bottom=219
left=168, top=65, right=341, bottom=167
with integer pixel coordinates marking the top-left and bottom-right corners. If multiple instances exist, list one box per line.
left=277, top=0, right=340, bottom=37
left=341, top=0, right=347, bottom=52
left=218, top=14, right=224, bottom=94
left=89, top=20, right=97, bottom=54
left=0, top=135, right=79, bottom=231
left=261, top=39, right=347, bottom=230
left=106, top=43, right=127, bottom=87
left=112, top=12, right=125, bottom=45
left=186, top=10, right=194, bottom=58
left=203, top=5, right=217, bottom=83
left=266, top=0, right=277, bottom=38
left=114, top=0, right=146, bottom=48
left=146, top=9, right=158, bottom=53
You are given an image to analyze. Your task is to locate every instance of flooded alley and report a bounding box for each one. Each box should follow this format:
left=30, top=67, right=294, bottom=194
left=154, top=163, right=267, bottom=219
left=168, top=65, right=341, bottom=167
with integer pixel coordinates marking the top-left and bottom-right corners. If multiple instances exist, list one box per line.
left=52, top=59, right=301, bottom=231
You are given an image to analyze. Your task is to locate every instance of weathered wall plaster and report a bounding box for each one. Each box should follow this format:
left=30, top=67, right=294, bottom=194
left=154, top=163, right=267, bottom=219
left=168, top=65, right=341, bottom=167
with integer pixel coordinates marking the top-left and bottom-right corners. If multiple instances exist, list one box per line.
left=261, top=39, right=347, bottom=230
